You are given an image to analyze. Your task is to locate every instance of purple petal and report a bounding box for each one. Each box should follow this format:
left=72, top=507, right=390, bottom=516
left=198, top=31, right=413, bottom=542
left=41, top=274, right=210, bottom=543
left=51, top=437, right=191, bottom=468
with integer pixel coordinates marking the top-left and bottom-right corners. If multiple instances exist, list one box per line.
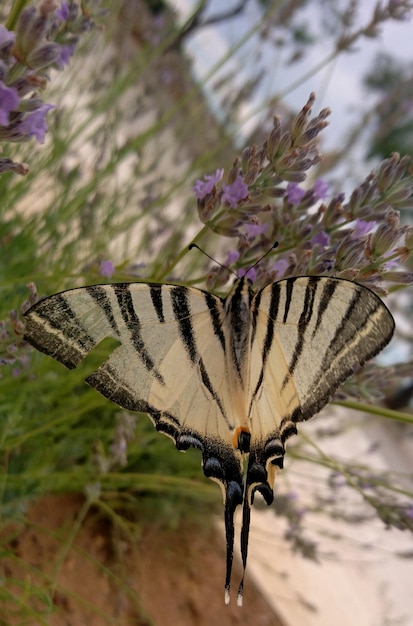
left=313, top=177, right=329, bottom=201
left=222, top=174, right=249, bottom=208
left=99, top=260, right=115, bottom=278
left=245, top=222, right=268, bottom=238
left=226, top=250, right=240, bottom=265
left=311, top=230, right=330, bottom=247
left=271, top=259, right=289, bottom=278
left=55, top=2, right=70, bottom=23
left=17, top=104, right=55, bottom=143
left=286, top=183, right=305, bottom=206
left=0, top=81, right=20, bottom=126
left=352, top=219, right=376, bottom=239
left=0, top=25, right=15, bottom=47
left=55, top=43, right=77, bottom=69
left=192, top=169, right=224, bottom=200
left=238, top=267, right=257, bottom=281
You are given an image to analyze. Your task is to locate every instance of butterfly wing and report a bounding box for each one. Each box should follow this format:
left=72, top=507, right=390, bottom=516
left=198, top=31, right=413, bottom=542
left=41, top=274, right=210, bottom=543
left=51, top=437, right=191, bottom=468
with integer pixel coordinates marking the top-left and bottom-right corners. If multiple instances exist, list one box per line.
left=24, top=282, right=244, bottom=487
left=246, top=275, right=395, bottom=497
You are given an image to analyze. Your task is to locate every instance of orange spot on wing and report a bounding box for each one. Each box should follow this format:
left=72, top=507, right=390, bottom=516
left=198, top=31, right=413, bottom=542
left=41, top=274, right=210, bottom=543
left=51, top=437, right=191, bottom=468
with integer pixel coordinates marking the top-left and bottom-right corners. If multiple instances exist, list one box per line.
left=232, top=426, right=250, bottom=450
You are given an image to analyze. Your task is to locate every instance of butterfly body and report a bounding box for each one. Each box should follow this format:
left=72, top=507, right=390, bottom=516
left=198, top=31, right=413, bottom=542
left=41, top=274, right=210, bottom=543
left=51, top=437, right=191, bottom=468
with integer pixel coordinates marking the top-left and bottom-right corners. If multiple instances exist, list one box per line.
left=23, top=274, right=395, bottom=605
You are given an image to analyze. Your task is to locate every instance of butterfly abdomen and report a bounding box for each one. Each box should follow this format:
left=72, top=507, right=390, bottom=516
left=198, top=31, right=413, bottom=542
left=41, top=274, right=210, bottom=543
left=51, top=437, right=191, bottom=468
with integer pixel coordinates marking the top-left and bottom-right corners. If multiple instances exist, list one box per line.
left=225, top=278, right=254, bottom=378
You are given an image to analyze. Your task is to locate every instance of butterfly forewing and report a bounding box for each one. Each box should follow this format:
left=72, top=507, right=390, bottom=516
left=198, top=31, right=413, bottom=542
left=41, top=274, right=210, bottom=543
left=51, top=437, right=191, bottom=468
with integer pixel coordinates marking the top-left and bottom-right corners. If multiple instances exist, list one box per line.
left=253, top=276, right=394, bottom=421
left=246, top=276, right=395, bottom=484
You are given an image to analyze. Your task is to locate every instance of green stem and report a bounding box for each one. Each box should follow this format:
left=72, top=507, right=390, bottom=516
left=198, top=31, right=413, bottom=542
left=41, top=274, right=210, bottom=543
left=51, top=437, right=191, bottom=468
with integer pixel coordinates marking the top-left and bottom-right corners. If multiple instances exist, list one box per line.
left=5, top=0, right=30, bottom=30
left=334, top=400, right=413, bottom=424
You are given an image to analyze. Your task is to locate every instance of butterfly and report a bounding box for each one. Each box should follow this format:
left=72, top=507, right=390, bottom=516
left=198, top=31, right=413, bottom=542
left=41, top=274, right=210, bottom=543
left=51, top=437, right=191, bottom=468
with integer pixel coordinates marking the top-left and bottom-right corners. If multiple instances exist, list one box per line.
left=23, top=273, right=394, bottom=605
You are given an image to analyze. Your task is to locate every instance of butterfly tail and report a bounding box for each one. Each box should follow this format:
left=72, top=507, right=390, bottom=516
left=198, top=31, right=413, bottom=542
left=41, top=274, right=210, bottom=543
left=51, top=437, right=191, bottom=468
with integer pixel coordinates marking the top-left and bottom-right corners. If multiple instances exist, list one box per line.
left=237, top=494, right=251, bottom=606
left=223, top=479, right=243, bottom=604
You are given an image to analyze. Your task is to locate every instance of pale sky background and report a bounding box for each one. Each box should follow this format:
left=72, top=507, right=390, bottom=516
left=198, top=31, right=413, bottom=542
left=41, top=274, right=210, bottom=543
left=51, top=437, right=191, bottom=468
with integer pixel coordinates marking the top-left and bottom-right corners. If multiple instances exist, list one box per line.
left=170, top=0, right=412, bottom=170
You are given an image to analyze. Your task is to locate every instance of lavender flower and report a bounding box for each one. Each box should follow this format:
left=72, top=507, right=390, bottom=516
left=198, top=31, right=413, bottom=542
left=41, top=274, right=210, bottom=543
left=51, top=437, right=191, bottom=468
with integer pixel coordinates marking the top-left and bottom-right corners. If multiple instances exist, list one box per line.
left=244, top=222, right=268, bottom=238
left=271, top=258, right=289, bottom=279
left=55, top=2, right=71, bottom=23
left=192, top=169, right=224, bottom=200
left=0, top=1, right=99, bottom=155
left=0, top=81, right=20, bottom=125
left=0, top=283, right=38, bottom=376
left=191, top=95, right=413, bottom=297
left=351, top=219, right=376, bottom=238
left=17, top=104, right=55, bottom=143
left=99, top=259, right=115, bottom=278
left=221, top=174, right=249, bottom=208
left=311, top=230, right=330, bottom=248
left=286, top=182, right=305, bottom=206
left=225, top=250, right=240, bottom=265
left=0, top=24, right=15, bottom=47
left=313, top=177, right=329, bottom=200
left=238, top=267, right=257, bottom=281
left=55, top=42, right=76, bottom=68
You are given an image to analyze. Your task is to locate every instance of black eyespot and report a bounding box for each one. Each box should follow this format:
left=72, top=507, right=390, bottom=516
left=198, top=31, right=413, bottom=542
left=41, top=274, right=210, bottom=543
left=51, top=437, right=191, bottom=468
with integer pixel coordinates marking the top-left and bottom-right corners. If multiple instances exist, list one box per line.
left=203, top=457, right=223, bottom=480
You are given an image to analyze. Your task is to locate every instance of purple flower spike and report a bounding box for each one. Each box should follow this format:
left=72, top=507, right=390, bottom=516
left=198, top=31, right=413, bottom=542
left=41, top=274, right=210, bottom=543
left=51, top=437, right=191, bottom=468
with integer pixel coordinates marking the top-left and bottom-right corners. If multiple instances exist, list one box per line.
left=352, top=219, right=376, bottom=239
left=226, top=250, right=240, bottom=265
left=55, top=2, right=70, bottom=23
left=17, top=104, right=55, bottom=143
left=313, top=177, right=329, bottom=201
left=238, top=267, right=257, bottom=281
left=286, top=182, right=305, bottom=206
left=192, top=169, right=224, bottom=200
left=271, top=259, right=289, bottom=279
left=245, top=222, right=268, bottom=238
left=221, top=174, right=249, bottom=208
left=0, top=25, right=16, bottom=46
left=0, top=81, right=20, bottom=126
left=99, top=260, right=115, bottom=278
left=311, top=230, right=330, bottom=247
left=55, top=43, right=77, bottom=69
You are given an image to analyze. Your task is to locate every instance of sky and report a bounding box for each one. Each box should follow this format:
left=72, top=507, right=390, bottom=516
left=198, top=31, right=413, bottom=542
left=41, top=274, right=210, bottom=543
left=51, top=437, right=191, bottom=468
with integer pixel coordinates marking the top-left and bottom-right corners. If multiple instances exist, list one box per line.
left=170, top=0, right=413, bottom=165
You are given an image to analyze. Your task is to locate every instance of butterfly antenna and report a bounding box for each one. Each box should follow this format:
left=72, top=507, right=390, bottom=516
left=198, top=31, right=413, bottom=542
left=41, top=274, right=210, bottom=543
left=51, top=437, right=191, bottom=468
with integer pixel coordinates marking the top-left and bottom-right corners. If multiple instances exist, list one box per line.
left=189, top=242, right=279, bottom=278
left=246, top=241, right=279, bottom=273
left=188, top=243, right=238, bottom=278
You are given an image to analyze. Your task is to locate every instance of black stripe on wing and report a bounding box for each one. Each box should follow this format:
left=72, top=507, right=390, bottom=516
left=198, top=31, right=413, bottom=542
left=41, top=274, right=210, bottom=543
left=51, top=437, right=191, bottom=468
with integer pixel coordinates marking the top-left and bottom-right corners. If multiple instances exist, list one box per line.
left=248, top=282, right=281, bottom=412
left=113, top=284, right=165, bottom=385
left=149, top=284, right=165, bottom=323
left=281, top=276, right=318, bottom=388
left=170, top=286, right=229, bottom=423
left=205, top=291, right=226, bottom=352
left=311, top=278, right=339, bottom=339
left=86, top=285, right=121, bottom=336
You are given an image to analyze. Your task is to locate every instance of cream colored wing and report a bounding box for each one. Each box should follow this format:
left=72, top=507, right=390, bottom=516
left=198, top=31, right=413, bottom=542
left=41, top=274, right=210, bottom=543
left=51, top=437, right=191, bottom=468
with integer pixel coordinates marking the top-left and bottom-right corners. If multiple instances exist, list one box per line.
left=246, top=275, right=395, bottom=498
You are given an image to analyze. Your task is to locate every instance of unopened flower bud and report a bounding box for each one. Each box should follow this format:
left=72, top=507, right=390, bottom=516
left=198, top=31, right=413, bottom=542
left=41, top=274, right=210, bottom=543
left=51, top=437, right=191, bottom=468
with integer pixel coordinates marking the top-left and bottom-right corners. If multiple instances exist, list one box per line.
left=371, top=223, right=399, bottom=256
left=16, top=9, right=48, bottom=58
left=265, top=117, right=282, bottom=160
left=26, top=42, right=60, bottom=70
left=382, top=271, right=413, bottom=284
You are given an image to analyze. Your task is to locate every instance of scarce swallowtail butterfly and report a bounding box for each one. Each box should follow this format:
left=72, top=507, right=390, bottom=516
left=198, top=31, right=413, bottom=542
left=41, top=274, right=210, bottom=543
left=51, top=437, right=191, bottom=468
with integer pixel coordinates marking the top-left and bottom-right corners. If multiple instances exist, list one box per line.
left=23, top=272, right=394, bottom=605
